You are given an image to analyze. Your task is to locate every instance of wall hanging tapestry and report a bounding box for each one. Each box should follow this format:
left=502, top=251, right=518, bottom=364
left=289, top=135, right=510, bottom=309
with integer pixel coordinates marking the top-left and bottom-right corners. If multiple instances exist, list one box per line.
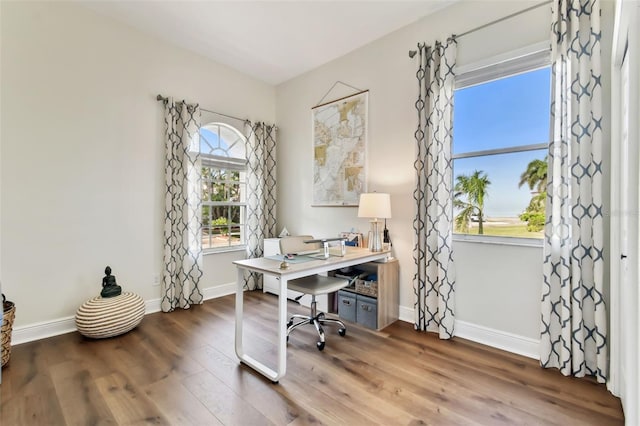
left=312, top=90, right=368, bottom=206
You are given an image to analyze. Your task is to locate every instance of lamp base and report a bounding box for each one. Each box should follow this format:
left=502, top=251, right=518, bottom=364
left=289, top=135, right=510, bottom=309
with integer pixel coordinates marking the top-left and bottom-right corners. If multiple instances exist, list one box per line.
left=370, top=219, right=383, bottom=252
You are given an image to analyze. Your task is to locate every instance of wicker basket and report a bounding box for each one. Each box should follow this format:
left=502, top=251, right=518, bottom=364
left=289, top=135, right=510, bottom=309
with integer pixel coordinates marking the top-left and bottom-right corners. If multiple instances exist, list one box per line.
left=2, top=294, right=16, bottom=368
left=355, top=279, right=378, bottom=297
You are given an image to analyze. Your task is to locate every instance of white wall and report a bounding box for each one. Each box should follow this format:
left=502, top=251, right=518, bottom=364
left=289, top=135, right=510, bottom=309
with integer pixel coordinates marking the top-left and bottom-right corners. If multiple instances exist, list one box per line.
left=276, top=0, right=613, bottom=350
left=610, top=0, right=640, bottom=423
left=454, top=241, right=542, bottom=338
left=0, top=1, right=275, bottom=329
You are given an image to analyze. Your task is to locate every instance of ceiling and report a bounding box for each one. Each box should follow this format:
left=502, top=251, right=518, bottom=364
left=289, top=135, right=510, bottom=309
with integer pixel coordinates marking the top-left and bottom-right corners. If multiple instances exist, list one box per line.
left=81, top=1, right=455, bottom=85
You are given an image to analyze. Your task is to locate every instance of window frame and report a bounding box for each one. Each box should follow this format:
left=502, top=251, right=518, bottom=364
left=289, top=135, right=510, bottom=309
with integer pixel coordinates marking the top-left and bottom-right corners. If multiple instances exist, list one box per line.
left=452, top=43, right=551, bottom=247
left=199, top=122, right=248, bottom=254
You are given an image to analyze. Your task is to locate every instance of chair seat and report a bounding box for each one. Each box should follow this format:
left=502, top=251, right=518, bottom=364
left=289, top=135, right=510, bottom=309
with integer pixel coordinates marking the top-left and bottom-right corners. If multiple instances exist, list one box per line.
left=287, top=275, right=348, bottom=295
left=280, top=235, right=349, bottom=351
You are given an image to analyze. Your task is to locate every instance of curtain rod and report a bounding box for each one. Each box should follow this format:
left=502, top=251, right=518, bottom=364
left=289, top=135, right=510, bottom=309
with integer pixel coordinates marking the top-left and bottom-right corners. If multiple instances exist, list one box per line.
left=408, top=0, right=552, bottom=58
left=156, top=94, right=248, bottom=124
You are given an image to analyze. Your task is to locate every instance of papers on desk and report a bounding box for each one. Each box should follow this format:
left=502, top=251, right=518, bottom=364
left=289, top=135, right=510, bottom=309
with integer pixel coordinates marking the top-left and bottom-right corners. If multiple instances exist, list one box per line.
left=294, top=249, right=321, bottom=255
left=266, top=246, right=358, bottom=264
left=340, top=232, right=365, bottom=248
left=264, top=254, right=314, bottom=264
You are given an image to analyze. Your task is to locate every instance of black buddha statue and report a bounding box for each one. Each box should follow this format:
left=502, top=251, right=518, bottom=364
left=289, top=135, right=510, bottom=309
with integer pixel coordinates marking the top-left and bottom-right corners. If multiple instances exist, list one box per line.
left=101, top=266, right=122, bottom=298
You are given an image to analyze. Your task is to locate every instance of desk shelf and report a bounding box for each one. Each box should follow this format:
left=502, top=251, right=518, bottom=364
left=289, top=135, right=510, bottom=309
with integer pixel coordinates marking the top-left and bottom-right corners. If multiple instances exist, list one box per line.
left=332, top=259, right=399, bottom=331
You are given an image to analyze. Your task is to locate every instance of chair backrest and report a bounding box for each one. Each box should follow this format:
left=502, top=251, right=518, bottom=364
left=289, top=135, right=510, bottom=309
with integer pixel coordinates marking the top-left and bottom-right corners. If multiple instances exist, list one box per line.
left=279, top=235, right=321, bottom=254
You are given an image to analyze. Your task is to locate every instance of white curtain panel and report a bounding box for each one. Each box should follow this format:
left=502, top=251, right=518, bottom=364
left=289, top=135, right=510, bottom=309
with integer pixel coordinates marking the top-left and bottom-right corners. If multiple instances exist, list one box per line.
left=541, top=0, right=607, bottom=382
left=160, top=98, right=204, bottom=312
left=243, top=122, right=277, bottom=290
left=413, top=39, right=457, bottom=339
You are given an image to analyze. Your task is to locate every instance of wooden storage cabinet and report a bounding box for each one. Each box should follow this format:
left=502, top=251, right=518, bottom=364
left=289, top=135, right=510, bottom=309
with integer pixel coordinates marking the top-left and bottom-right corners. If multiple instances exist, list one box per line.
left=336, top=259, right=399, bottom=331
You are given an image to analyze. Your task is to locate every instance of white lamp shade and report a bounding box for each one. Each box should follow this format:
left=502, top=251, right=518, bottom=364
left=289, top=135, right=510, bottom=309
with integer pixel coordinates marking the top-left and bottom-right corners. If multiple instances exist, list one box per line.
left=357, top=193, right=391, bottom=219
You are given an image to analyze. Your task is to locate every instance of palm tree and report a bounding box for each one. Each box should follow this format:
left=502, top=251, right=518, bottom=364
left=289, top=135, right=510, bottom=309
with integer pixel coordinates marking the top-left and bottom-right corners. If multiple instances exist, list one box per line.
left=518, top=157, right=548, bottom=233
left=454, top=170, right=491, bottom=234
left=518, top=157, right=547, bottom=193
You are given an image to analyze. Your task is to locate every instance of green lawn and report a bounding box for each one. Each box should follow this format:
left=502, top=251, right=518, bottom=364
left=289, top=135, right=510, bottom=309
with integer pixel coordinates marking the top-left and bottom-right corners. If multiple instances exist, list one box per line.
left=456, top=223, right=543, bottom=239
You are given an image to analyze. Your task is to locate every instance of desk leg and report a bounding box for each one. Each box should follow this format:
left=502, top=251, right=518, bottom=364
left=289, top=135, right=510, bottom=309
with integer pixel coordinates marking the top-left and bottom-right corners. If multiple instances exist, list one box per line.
left=234, top=267, right=286, bottom=383
left=277, top=276, right=288, bottom=379
left=234, top=267, right=245, bottom=359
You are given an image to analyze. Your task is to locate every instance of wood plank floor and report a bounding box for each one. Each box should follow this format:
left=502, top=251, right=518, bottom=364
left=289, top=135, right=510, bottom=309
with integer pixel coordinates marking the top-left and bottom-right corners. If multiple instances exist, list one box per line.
left=1, top=291, right=624, bottom=425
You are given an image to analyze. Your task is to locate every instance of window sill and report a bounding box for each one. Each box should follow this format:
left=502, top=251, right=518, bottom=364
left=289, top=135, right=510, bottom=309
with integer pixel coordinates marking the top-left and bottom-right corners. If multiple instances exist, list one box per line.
left=203, top=246, right=246, bottom=256
left=453, top=234, right=543, bottom=248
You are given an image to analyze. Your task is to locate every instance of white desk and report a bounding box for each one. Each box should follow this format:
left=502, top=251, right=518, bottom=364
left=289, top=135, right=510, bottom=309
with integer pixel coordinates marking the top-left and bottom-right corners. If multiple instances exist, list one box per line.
left=233, top=247, right=389, bottom=383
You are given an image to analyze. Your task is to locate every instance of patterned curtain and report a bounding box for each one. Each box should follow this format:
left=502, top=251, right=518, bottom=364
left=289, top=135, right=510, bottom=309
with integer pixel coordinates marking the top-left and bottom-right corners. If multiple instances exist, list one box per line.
left=540, top=0, right=606, bottom=382
left=160, top=98, right=204, bottom=312
left=413, top=38, right=457, bottom=339
left=243, top=121, right=277, bottom=290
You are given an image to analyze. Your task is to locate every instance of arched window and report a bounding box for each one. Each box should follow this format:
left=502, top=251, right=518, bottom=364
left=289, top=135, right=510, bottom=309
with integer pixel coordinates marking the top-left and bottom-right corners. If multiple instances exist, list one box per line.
left=200, top=122, right=247, bottom=251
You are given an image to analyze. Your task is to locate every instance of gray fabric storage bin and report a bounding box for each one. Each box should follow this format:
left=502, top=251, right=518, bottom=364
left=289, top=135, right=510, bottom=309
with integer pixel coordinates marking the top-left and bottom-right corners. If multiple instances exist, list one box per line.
left=338, top=290, right=356, bottom=323
left=356, top=294, right=377, bottom=329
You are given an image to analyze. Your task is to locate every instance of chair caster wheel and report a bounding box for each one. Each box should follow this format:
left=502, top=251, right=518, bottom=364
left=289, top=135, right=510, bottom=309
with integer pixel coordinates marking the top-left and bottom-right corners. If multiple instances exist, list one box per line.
left=338, top=328, right=346, bottom=337
left=316, top=341, right=325, bottom=351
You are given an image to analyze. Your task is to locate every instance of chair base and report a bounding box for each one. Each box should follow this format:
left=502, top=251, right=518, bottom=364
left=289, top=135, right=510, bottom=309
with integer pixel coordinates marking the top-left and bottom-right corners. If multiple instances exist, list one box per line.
left=287, top=295, right=346, bottom=351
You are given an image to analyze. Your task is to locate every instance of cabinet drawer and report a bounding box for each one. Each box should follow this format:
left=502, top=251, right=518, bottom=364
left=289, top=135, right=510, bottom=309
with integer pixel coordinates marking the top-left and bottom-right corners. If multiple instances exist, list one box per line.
left=338, top=290, right=356, bottom=323
left=356, top=294, right=377, bottom=329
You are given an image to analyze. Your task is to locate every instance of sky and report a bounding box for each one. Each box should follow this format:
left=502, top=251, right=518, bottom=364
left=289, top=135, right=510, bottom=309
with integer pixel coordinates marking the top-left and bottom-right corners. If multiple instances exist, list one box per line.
left=453, top=67, right=551, bottom=218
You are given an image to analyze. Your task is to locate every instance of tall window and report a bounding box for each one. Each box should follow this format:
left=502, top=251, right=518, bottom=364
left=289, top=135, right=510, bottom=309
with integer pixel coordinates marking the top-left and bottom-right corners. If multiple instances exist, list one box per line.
left=453, top=50, right=551, bottom=241
left=200, top=123, right=247, bottom=251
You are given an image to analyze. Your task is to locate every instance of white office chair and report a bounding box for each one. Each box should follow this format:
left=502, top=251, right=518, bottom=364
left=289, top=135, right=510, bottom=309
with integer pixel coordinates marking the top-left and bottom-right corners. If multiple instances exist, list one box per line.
left=280, top=235, right=348, bottom=351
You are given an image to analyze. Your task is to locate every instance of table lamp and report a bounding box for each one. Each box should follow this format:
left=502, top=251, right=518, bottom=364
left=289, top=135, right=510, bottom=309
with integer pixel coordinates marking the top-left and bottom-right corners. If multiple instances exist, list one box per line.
left=358, top=193, right=391, bottom=252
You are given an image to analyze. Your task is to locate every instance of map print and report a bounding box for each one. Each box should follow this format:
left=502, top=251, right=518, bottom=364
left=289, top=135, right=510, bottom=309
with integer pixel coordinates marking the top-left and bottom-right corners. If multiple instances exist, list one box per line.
left=312, top=91, right=368, bottom=205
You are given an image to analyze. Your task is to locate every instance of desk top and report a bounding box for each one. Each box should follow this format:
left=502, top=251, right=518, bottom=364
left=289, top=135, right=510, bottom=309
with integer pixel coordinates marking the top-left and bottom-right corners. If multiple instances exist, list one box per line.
left=233, top=247, right=389, bottom=279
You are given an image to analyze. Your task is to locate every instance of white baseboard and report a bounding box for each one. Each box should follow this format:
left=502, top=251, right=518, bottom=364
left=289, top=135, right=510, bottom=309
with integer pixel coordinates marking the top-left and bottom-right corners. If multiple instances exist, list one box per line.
left=11, top=316, right=77, bottom=346
left=11, top=282, right=237, bottom=345
left=203, top=282, right=237, bottom=301
left=399, top=305, right=414, bottom=323
left=454, top=320, right=540, bottom=360
left=398, top=305, right=539, bottom=360
left=143, top=282, right=237, bottom=314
